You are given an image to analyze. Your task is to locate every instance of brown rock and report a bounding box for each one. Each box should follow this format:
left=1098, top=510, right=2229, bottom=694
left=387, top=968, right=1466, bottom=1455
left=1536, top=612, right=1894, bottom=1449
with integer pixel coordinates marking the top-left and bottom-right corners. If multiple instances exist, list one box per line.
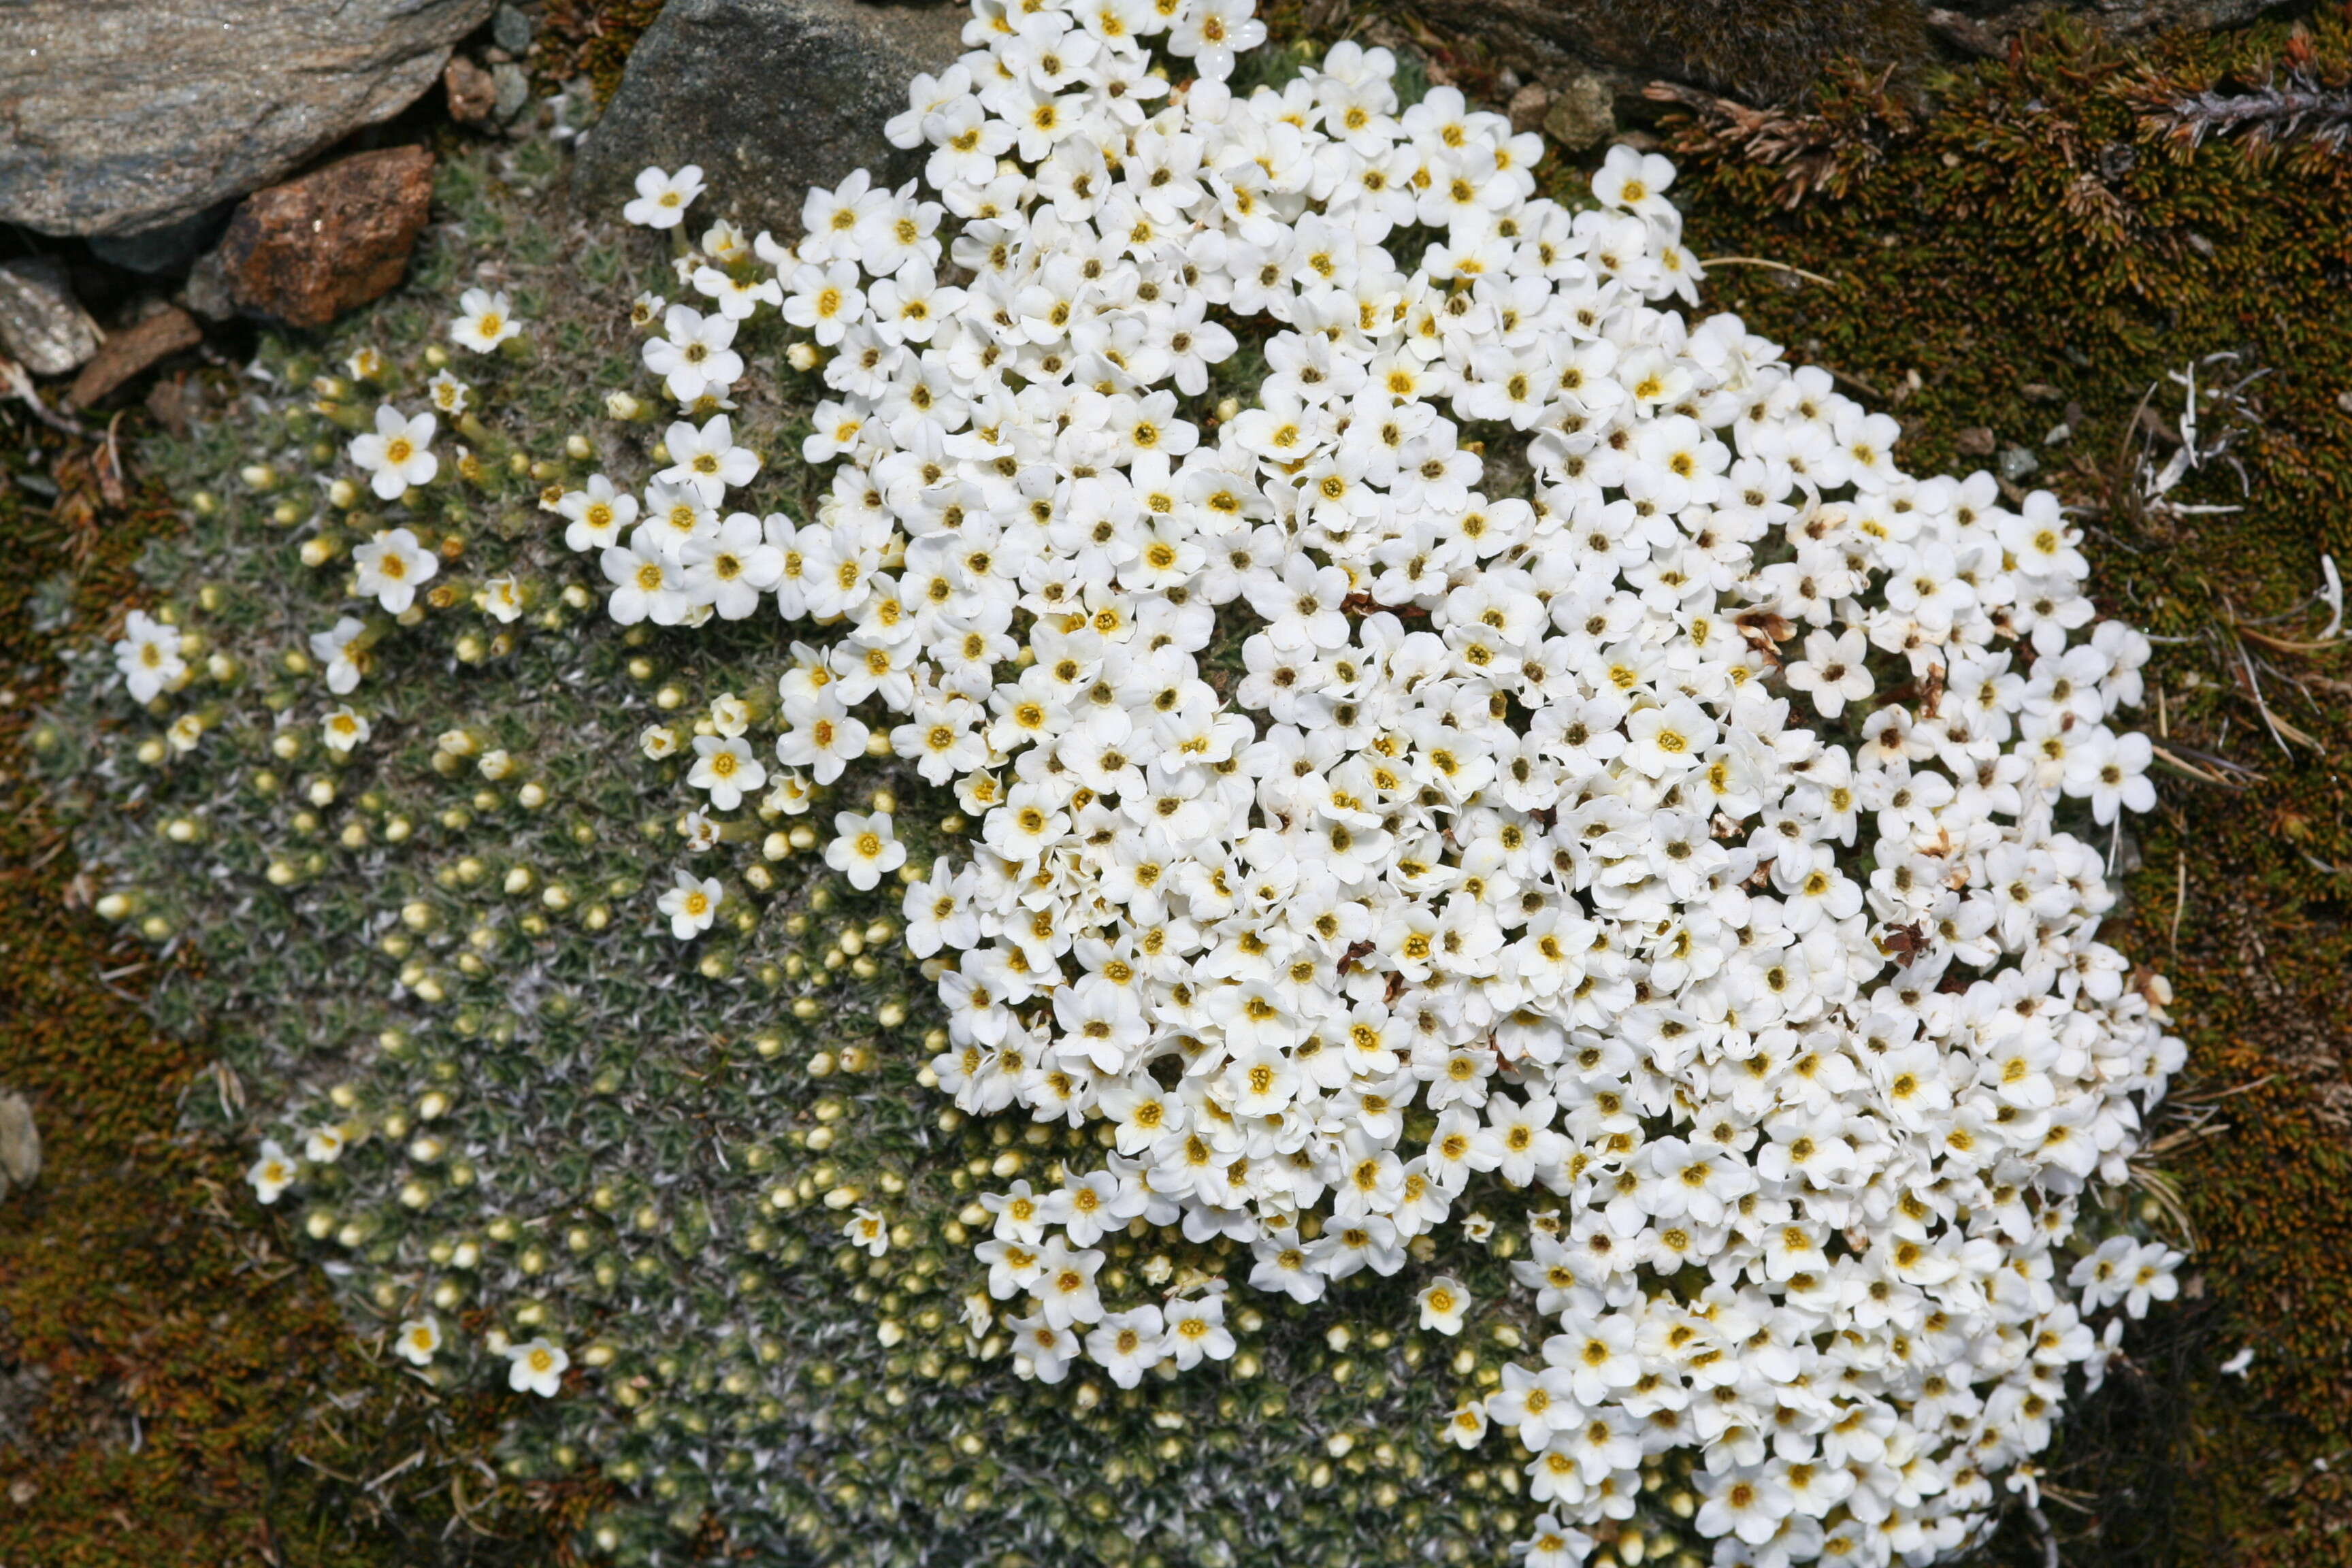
left=445, top=54, right=497, bottom=124
left=202, top=146, right=436, bottom=329
left=1507, top=82, right=1552, bottom=135
left=1542, top=72, right=1618, bottom=152
left=66, top=307, right=203, bottom=408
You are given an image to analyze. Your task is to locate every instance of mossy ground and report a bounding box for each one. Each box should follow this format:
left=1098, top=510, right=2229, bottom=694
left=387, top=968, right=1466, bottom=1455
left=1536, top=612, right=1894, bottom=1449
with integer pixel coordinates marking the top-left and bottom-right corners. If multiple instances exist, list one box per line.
left=5, top=3, right=2352, bottom=1565
left=1646, top=16, right=2352, bottom=1566
left=0, top=423, right=581, bottom=1560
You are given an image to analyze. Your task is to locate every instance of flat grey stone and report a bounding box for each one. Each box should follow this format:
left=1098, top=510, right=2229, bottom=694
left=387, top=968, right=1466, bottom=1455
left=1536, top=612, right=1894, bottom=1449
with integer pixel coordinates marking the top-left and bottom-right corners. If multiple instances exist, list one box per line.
left=0, top=0, right=494, bottom=238
left=572, top=0, right=968, bottom=237
left=0, top=258, right=100, bottom=376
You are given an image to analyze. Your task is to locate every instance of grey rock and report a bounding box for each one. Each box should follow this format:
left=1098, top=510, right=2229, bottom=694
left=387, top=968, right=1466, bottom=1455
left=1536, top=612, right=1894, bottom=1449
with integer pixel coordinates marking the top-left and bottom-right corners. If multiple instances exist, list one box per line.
left=1541, top=72, right=1616, bottom=153
left=1999, top=445, right=2040, bottom=483
left=573, top=0, right=968, bottom=237
left=0, top=1090, right=38, bottom=1196
left=0, top=0, right=495, bottom=239
left=493, top=61, right=533, bottom=127
left=183, top=252, right=238, bottom=324
left=492, top=1, right=534, bottom=55
left=88, top=203, right=237, bottom=276
left=445, top=53, right=499, bottom=125
left=0, top=258, right=100, bottom=376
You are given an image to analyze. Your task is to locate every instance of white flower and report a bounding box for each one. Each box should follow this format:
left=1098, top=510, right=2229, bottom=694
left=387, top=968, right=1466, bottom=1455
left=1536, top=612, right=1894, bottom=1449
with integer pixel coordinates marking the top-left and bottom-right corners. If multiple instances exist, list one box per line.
left=844, top=1207, right=889, bottom=1257
left=640, top=723, right=682, bottom=760
left=657, top=414, right=760, bottom=504
left=424, top=369, right=471, bottom=416
left=774, top=693, right=868, bottom=785
left=764, top=772, right=815, bottom=816
left=657, top=870, right=723, bottom=939
left=623, top=163, right=706, bottom=229
left=1442, top=1400, right=1488, bottom=1450
left=823, top=809, right=906, bottom=891
left=504, top=1337, right=569, bottom=1397
left=557, top=474, right=639, bottom=554
left=350, top=527, right=440, bottom=614
left=165, top=713, right=206, bottom=754
left=1784, top=627, right=1876, bottom=719
left=1592, top=143, right=1677, bottom=218
left=1514, top=1516, right=1594, bottom=1568
left=310, top=616, right=368, bottom=694
left=1166, top=0, right=1263, bottom=81
left=1162, top=1292, right=1235, bottom=1369
left=393, top=1316, right=442, bottom=1367
left=321, top=705, right=370, bottom=753
left=246, top=1139, right=295, bottom=1205
left=348, top=405, right=438, bottom=500
left=477, top=574, right=524, bottom=623
left=450, top=287, right=522, bottom=353
left=114, top=609, right=184, bottom=703
left=687, top=734, right=766, bottom=811
left=600, top=535, right=690, bottom=625
left=1009, top=1313, right=1079, bottom=1384
left=707, top=691, right=754, bottom=737
left=642, top=305, right=744, bottom=404
left=1697, top=1467, right=1794, bottom=1548
left=1085, top=1305, right=1166, bottom=1388
left=1416, top=1275, right=1469, bottom=1335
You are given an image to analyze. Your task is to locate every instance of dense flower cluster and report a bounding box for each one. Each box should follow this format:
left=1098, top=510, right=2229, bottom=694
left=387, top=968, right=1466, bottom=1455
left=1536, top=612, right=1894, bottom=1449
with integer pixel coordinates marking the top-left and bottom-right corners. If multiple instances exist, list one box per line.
left=108, top=2, right=2186, bottom=1563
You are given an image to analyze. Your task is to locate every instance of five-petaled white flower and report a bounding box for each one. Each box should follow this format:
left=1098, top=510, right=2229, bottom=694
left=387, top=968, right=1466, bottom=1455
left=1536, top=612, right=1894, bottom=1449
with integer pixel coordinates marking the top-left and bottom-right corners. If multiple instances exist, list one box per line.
left=450, top=287, right=522, bottom=353
left=657, top=414, right=760, bottom=504
left=1417, top=1276, right=1469, bottom=1335
left=687, top=734, right=766, bottom=811
left=844, top=1207, right=890, bottom=1257
left=351, top=527, right=440, bottom=614
left=348, top=405, right=439, bottom=500
left=657, top=870, right=723, bottom=939
left=504, top=1337, right=569, bottom=1397
left=321, top=705, right=370, bottom=754
left=246, top=1139, right=296, bottom=1205
left=114, top=609, right=184, bottom=704
left=393, top=1316, right=442, bottom=1367
left=623, top=163, right=705, bottom=229
left=823, top=809, right=906, bottom=891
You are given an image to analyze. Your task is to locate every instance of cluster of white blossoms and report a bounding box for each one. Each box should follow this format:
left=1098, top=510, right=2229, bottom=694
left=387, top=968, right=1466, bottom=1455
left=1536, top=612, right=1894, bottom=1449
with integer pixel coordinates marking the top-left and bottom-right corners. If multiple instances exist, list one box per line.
left=145, top=0, right=2187, bottom=1558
